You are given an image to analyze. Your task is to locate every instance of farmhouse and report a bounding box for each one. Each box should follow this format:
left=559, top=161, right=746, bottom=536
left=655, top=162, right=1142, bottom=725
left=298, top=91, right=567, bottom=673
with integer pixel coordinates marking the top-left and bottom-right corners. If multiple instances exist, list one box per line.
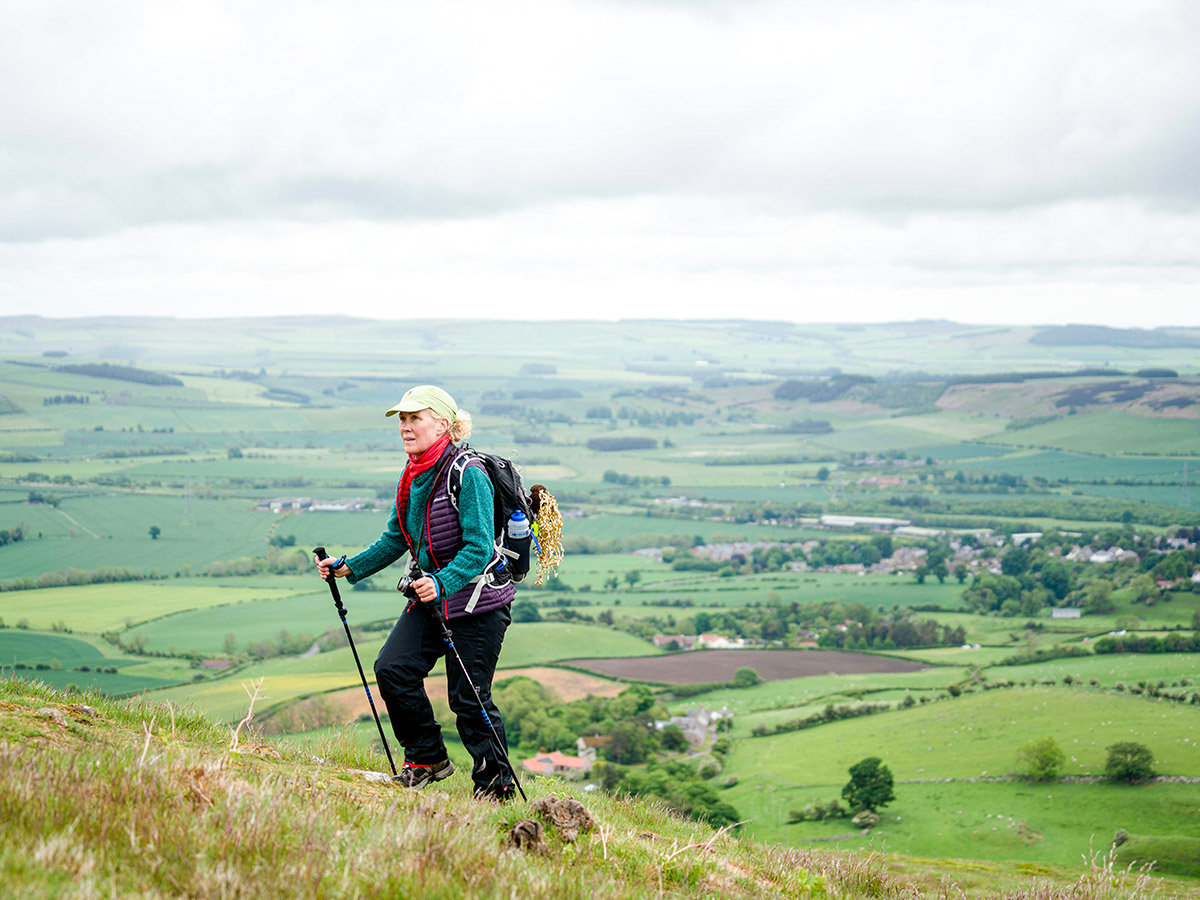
left=697, top=633, right=744, bottom=649
left=521, top=750, right=590, bottom=778
left=259, top=497, right=313, bottom=512
left=575, top=734, right=610, bottom=766
left=1051, top=608, right=1082, bottom=619
left=652, top=634, right=696, bottom=650
left=655, top=705, right=730, bottom=747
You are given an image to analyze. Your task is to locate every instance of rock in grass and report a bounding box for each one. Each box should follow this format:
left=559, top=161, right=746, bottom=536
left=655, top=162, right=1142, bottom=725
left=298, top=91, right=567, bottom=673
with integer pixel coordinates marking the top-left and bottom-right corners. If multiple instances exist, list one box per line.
left=509, top=819, right=545, bottom=852
left=529, top=795, right=595, bottom=842
left=851, top=810, right=880, bottom=829
left=36, top=707, right=68, bottom=727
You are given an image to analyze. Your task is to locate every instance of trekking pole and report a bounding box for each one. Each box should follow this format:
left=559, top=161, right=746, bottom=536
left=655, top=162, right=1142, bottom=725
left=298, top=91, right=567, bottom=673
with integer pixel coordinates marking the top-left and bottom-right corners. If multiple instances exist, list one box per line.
left=403, top=580, right=527, bottom=802
left=313, top=547, right=397, bottom=777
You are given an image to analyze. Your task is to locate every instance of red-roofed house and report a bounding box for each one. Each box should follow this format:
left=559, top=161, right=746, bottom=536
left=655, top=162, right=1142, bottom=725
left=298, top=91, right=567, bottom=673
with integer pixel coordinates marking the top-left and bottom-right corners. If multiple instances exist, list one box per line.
left=522, top=750, right=591, bottom=778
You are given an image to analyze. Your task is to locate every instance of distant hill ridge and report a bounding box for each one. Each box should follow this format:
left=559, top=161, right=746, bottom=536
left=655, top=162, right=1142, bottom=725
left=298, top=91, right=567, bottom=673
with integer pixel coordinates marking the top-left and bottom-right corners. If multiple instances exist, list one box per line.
left=1032, top=325, right=1200, bottom=349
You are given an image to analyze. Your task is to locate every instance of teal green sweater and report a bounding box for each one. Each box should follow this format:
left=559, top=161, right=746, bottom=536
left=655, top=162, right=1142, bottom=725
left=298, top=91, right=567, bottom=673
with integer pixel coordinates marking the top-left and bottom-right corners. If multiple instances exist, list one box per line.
left=345, top=464, right=495, bottom=597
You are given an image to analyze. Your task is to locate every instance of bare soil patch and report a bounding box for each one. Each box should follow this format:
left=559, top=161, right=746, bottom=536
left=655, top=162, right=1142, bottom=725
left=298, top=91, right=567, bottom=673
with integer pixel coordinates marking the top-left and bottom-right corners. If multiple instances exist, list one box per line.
left=562, top=649, right=926, bottom=684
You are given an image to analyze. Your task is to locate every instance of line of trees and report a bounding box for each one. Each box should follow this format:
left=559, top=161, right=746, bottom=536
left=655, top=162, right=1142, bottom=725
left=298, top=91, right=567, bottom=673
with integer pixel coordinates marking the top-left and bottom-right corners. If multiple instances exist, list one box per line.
left=602, top=470, right=670, bottom=487
left=587, top=437, right=657, bottom=452
left=1094, top=633, right=1200, bottom=654
left=0, top=566, right=165, bottom=592
left=55, top=362, right=183, bottom=386
left=43, top=394, right=89, bottom=405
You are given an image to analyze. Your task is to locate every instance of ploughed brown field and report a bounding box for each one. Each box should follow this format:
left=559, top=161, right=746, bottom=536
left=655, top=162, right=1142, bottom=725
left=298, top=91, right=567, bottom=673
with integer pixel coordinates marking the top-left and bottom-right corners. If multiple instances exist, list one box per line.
left=562, top=649, right=927, bottom=683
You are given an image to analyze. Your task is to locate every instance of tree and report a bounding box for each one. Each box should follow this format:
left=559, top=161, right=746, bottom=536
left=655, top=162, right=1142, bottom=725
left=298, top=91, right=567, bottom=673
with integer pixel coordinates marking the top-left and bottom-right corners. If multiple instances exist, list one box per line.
left=624, top=570, right=641, bottom=588
left=1105, top=742, right=1155, bottom=783
left=1039, top=561, right=1071, bottom=600
left=733, top=667, right=759, bottom=688
left=1016, top=736, right=1066, bottom=781
left=841, top=756, right=895, bottom=813
left=659, top=724, right=689, bottom=753
left=914, top=565, right=928, bottom=585
left=511, top=600, right=542, bottom=623
left=1001, top=548, right=1031, bottom=576
left=606, top=721, right=652, bottom=764
left=1129, top=574, right=1157, bottom=604
left=1082, top=579, right=1116, bottom=614
left=148, top=525, right=161, bottom=540
left=816, top=466, right=830, bottom=481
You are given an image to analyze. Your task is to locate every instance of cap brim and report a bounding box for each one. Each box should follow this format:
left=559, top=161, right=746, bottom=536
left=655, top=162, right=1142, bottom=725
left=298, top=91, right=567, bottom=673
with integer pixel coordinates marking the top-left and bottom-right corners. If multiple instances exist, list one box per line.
left=384, top=403, right=425, bottom=417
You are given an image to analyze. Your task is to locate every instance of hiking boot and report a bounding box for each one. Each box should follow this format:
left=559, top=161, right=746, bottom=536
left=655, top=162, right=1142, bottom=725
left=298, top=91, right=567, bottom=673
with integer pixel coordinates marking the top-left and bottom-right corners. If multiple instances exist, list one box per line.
left=392, top=759, right=455, bottom=789
left=473, top=782, right=516, bottom=803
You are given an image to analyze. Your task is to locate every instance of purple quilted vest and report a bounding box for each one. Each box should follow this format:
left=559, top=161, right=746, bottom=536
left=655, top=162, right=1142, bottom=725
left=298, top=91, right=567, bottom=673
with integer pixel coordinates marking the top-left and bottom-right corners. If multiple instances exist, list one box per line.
left=419, top=444, right=514, bottom=621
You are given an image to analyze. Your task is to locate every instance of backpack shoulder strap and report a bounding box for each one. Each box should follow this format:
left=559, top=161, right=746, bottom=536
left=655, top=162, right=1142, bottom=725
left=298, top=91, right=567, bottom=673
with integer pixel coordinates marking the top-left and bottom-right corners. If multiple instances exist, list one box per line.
left=447, top=443, right=486, bottom=511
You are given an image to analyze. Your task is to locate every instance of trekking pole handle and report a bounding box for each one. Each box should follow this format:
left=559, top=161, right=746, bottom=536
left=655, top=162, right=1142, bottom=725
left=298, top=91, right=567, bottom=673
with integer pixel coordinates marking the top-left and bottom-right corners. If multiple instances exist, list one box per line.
left=313, top=546, right=347, bottom=614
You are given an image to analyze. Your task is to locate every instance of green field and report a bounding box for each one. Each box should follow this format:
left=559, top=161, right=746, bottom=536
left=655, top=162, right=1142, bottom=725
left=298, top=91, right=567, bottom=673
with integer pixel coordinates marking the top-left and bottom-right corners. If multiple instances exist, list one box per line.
left=988, top=653, right=1200, bottom=686
left=0, top=630, right=185, bottom=694
left=990, top=413, right=1200, bottom=456
left=724, top=688, right=1200, bottom=865
left=753, top=781, right=1200, bottom=869
left=128, top=589, right=399, bottom=654
left=725, top=688, right=1200, bottom=785
left=0, top=581, right=309, bottom=632
left=678, top=666, right=971, bottom=717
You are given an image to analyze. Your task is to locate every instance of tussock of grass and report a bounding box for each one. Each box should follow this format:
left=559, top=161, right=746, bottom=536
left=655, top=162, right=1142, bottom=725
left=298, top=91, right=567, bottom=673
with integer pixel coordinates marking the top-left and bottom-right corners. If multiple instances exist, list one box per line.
left=0, top=676, right=1192, bottom=900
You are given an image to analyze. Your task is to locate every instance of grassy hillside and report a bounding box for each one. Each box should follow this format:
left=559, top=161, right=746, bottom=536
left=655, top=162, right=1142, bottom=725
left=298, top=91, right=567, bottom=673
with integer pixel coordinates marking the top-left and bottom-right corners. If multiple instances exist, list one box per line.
left=3, top=677, right=1191, bottom=900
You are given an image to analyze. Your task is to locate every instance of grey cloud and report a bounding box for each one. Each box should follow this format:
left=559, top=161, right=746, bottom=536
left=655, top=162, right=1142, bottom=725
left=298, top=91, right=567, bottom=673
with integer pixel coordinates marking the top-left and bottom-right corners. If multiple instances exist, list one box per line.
left=2, top=0, right=1199, bottom=243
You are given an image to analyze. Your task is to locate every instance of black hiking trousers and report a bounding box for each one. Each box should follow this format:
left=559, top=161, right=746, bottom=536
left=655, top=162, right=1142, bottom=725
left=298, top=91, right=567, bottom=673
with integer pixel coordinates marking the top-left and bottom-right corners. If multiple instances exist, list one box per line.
left=373, top=603, right=512, bottom=792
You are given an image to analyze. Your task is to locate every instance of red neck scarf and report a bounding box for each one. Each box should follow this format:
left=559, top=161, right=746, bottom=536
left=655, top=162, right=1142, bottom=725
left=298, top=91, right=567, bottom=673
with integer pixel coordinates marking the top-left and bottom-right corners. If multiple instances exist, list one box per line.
left=396, top=434, right=452, bottom=520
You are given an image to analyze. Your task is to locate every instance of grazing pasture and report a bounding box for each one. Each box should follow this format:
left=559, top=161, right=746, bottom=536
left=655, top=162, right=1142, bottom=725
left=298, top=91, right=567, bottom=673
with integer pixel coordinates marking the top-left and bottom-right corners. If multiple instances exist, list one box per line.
left=0, top=631, right=110, bottom=666
left=0, top=582, right=308, bottom=632
left=677, top=667, right=973, bottom=716
left=991, top=412, right=1200, bottom=455
left=748, top=781, right=1200, bottom=870
left=724, top=688, right=1200, bottom=786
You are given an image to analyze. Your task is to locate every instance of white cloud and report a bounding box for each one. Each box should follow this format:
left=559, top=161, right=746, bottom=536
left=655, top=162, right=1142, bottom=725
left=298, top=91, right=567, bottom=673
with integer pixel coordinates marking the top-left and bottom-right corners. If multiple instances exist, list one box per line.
left=1, top=0, right=1198, bottom=322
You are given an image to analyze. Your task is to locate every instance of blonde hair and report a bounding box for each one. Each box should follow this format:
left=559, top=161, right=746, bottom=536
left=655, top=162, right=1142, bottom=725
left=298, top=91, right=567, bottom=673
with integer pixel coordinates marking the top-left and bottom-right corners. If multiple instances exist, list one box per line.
left=449, top=409, right=473, bottom=443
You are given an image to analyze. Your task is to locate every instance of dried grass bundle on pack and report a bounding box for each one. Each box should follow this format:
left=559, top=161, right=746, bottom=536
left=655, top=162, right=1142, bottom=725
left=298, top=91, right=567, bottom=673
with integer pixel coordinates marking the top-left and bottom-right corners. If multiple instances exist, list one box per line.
left=529, top=484, right=564, bottom=586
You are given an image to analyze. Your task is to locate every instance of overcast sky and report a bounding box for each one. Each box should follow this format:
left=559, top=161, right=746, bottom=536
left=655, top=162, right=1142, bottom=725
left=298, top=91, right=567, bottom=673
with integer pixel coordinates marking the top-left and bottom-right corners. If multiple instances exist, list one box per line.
left=2, top=0, right=1198, bottom=325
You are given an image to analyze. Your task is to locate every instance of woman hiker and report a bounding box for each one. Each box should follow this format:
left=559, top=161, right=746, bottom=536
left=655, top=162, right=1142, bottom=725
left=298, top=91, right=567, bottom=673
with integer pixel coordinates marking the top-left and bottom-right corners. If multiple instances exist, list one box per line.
left=317, top=385, right=516, bottom=801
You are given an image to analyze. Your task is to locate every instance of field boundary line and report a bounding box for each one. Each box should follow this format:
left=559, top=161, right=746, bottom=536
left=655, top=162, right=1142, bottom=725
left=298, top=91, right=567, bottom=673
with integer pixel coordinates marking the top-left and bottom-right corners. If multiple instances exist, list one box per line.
left=54, top=507, right=101, bottom=538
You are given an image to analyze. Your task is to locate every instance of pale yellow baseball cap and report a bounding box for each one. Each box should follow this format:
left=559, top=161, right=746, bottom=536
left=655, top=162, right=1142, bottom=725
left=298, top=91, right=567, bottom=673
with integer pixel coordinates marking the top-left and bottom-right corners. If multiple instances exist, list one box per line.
left=384, top=385, right=458, bottom=422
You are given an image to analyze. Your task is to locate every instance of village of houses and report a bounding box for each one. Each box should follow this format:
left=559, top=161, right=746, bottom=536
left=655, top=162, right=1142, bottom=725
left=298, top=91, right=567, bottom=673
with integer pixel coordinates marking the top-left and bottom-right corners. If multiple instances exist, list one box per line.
left=520, top=705, right=731, bottom=782
left=256, top=497, right=1200, bottom=599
